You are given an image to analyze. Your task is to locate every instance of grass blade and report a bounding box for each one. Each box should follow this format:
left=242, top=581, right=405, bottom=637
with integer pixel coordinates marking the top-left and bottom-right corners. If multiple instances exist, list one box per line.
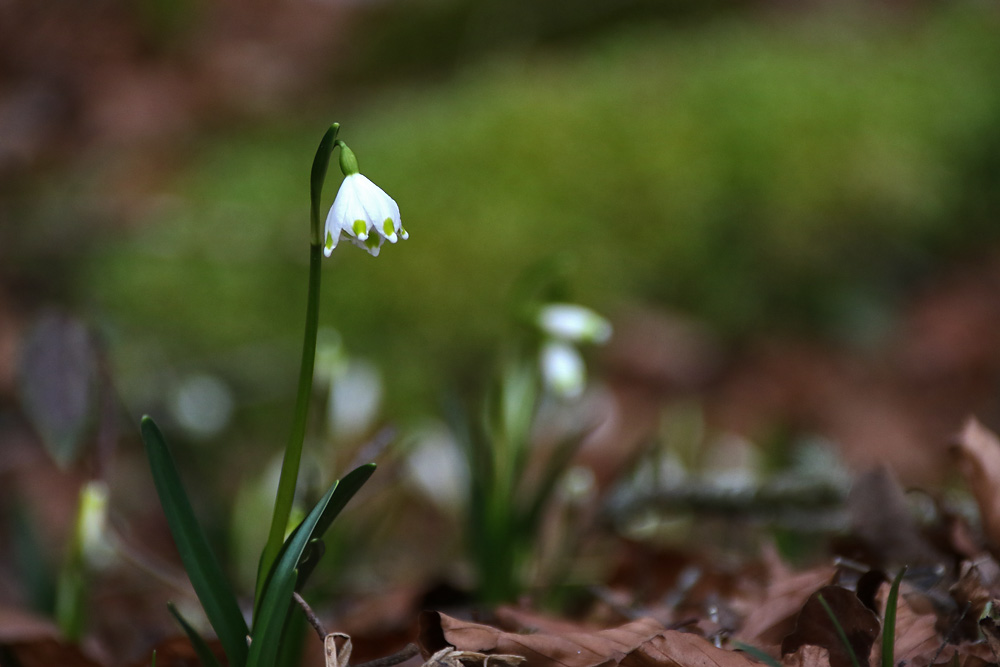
left=882, top=567, right=907, bottom=667
left=734, top=642, right=783, bottom=667
left=818, top=593, right=863, bottom=667
left=142, top=416, right=249, bottom=667
left=167, top=602, right=224, bottom=667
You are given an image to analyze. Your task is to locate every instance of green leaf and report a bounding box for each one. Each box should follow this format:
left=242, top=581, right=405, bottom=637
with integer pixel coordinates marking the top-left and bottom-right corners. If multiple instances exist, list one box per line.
left=882, top=568, right=907, bottom=667
left=249, top=482, right=340, bottom=667
left=520, top=430, right=584, bottom=535
left=308, top=463, right=376, bottom=548
left=141, top=416, right=249, bottom=667
left=168, top=602, right=224, bottom=667
left=253, top=463, right=375, bottom=621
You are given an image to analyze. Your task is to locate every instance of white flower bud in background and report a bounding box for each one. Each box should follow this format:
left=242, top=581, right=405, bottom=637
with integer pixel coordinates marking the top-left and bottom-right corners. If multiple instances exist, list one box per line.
left=404, top=422, right=469, bottom=512
left=77, top=480, right=113, bottom=568
left=537, top=303, right=612, bottom=344
left=539, top=340, right=586, bottom=400
left=327, top=359, right=383, bottom=440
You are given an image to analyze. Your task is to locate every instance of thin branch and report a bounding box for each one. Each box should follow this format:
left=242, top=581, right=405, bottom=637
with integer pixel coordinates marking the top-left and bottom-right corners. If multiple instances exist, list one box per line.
left=293, top=591, right=328, bottom=642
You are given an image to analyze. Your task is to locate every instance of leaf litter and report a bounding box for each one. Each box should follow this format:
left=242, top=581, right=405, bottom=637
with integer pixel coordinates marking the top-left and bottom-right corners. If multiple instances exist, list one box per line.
left=12, top=257, right=1000, bottom=667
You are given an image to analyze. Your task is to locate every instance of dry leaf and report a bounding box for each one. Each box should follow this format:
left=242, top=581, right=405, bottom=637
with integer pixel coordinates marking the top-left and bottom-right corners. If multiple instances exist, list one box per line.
left=737, top=566, right=836, bottom=647
left=616, top=631, right=759, bottom=667
left=0, top=638, right=104, bottom=667
left=780, top=586, right=879, bottom=667
left=422, top=647, right=527, bottom=667
left=0, top=606, right=103, bottom=667
left=948, top=561, right=993, bottom=641
left=978, top=617, right=1000, bottom=664
left=953, top=418, right=1000, bottom=550
left=326, top=633, right=353, bottom=667
left=419, top=611, right=760, bottom=667
left=782, top=645, right=831, bottom=667
left=847, top=466, right=943, bottom=566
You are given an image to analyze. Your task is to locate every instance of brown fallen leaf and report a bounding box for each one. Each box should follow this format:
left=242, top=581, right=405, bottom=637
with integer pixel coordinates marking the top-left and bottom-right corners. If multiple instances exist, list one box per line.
left=847, top=466, right=944, bottom=567
left=131, top=635, right=227, bottom=667
left=419, top=611, right=760, bottom=667
left=781, top=586, right=879, bottom=667
left=977, top=617, right=1000, bottom=664
left=782, top=645, right=831, bottom=667
left=952, top=418, right=1000, bottom=552
left=0, top=606, right=104, bottom=667
left=616, top=631, right=761, bottom=667
left=737, top=566, right=836, bottom=647
left=948, top=560, right=993, bottom=641
left=422, top=647, right=527, bottom=667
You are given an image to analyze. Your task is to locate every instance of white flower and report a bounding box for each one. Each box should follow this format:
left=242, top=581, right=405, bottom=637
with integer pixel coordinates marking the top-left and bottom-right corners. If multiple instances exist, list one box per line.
left=324, top=173, right=406, bottom=257
left=538, top=303, right=612, bottom=344
left=539, top=340, right=586, bottom=400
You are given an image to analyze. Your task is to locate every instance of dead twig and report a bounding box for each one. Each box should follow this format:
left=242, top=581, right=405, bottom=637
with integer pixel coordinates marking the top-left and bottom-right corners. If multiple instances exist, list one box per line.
left=294, top=591, right=328, bottom=641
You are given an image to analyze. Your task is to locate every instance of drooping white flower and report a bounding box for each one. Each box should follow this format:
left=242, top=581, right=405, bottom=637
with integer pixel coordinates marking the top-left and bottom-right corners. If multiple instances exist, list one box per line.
left=539, top=340, right=586, bottom=400
left=537, top=303, right=612, bottom=344
left=324, top=173, right=406, bottom=257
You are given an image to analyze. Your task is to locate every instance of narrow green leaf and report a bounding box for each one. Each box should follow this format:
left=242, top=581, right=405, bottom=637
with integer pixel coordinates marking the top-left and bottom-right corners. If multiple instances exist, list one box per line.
left=141, top=416, right=249, bottom=667
left=309, top=463, right=376, bottom=547
left=882, top=567, right=907, bottom=667
left=292, top=464, right=375, bottom=591
left=818, top=593, right=863, bottom=667
left=274, top=605, right=307, bottom=667
left=248, top=568, right=297, bottom=667
left=249, top=481, right=340, bottom=667
left=168, top=603, right=224, bottom=667
left=253, top=463, right=375, bottom=621
left=733, top=642, right=783, bottom=667
left=521, top=431, right=584, bottom=534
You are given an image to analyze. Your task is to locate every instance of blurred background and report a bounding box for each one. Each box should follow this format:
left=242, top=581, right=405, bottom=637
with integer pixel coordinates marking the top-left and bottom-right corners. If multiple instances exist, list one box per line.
left=3, top=0, right=1000, bottom=660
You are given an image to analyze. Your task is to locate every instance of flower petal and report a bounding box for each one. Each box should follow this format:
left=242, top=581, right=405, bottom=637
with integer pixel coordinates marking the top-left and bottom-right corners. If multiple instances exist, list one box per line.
left=538, top=304, right=612, bottom=344
left=539, top=341, right=586, bottom=399
left=323, top=171, right=404, bottom=257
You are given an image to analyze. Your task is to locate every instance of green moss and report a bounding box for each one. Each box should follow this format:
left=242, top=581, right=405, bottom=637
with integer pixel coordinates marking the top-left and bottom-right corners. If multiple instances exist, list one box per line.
left=82, top=6, right=1000, bottom=432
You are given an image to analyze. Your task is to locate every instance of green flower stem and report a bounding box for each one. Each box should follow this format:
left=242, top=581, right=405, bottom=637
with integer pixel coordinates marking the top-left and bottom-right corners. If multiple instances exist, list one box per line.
left=258, top=124, right=339, bottom=599
left=309, top=124, right=340, bottom=246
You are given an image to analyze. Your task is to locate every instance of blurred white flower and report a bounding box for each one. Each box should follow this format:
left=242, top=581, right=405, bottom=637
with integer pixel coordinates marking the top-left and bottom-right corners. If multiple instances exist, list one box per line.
left=404, top=422, right=469, bottom=511
left=324, top=174, right=406, bottom=258
left=539, top=340, right=586, bottom=399
left=172, top=373, right=235, bottom=441
left=538, top=303, right=612, bottom=344
left=327, top=359, right=383, bottom=439
left=77, top=480, right=114, bottom=568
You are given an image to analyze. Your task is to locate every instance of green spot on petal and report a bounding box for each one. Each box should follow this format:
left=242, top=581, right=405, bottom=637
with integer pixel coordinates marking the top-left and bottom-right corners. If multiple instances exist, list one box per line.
left=325, top=230, right=334, bottom=251
left=353, top=220, right=367, bottom=237
left=364, top=235, right=379, bottom=249
left=383, top=219, right=395, bottom=236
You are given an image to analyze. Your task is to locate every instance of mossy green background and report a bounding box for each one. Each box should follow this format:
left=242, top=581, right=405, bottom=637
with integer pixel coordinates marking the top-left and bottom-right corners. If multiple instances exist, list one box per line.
left=77, top=6, right=1000, bottom=439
